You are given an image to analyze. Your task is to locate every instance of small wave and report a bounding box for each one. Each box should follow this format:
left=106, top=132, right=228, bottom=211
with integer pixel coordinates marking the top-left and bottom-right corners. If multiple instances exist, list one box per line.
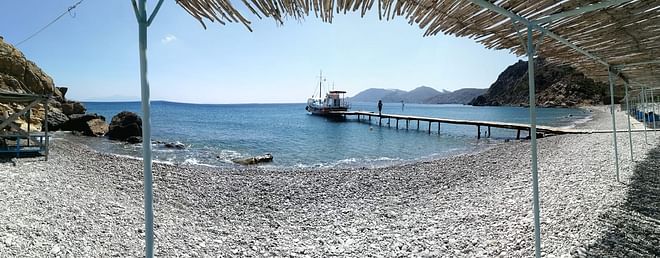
left=181, top=157, right=218, bottom=168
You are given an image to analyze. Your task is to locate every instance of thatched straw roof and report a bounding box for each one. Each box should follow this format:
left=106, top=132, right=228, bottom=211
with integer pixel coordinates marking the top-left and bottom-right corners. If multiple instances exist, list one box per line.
left=175, top=0, right=659, bottom=87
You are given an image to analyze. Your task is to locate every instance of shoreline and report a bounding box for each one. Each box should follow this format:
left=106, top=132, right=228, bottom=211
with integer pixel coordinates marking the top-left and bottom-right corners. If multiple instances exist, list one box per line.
left=0, top=105, right=653, bottom=256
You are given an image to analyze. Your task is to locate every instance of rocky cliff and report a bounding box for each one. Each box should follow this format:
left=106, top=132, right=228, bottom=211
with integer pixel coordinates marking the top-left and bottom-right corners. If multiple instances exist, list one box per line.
left=0, top=37, right=62, bottom=98
left=468, top=59, right=612, bottom=107
left=0, top=36, right=81, bottom=132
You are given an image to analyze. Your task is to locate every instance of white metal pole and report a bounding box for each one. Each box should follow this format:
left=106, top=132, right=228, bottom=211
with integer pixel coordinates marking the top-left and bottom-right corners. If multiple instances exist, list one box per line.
left=527, top=25, right=542, bottom=258
left=607, top=69, right=619, bottom=182
left=134, top=0, right=154, bottom=256
left=652, top=90, right=656, bottom=135
left=643, top=87, right=648, bottom=144
left=624, top=83, right=633, bottom=162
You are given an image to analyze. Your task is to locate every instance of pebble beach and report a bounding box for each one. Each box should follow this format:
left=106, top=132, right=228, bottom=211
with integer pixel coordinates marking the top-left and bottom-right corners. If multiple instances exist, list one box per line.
left=0, top=106, right=658, bottom=257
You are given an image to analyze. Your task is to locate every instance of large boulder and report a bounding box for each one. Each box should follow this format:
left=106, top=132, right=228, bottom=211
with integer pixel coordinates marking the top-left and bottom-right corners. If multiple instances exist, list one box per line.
left=44, top=108, right=69, bottom=131
left=61, top=101, right=86, bottom=116
left=61, top=113, right=108, bottom=136
left=107, top=111, right=142, bottom=141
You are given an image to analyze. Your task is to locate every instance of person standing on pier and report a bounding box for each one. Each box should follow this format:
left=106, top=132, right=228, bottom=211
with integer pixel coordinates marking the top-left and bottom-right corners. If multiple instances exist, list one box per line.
left=401, top=100, right=405, bottom=112
left=378, top=100, right=383, bottom=115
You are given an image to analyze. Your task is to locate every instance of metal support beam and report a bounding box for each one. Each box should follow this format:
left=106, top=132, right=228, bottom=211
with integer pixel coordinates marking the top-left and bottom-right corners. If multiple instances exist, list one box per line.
left=608, top=69, right=620, bottom=182
left=527, top=25, right=542, bottom=258
left=534, top=0, right=632, bottom=24
left=624, top=83, right=633, bottom=162
left=466, top=0, right=609, bottom=67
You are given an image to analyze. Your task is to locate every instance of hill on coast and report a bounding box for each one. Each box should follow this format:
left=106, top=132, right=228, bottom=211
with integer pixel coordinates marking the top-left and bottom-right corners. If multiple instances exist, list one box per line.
left=468, top=59, right=615, bottom=107
left=351, top=86, right=486, bottom=104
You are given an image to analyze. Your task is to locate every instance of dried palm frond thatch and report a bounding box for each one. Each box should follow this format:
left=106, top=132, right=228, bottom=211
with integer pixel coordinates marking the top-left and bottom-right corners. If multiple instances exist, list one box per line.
left=175, top=0, right=660, bottom=86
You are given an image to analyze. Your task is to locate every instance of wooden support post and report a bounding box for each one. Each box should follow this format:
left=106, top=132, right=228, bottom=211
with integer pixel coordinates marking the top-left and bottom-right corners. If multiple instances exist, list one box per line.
left=368, top=115, right=371, bottom=121
left=428, top=121, right=431, bottom=134
left=477, top=125, right=481, bottom=139
left=396, top=119, right=399, bottom=129
left=488, top=126, right=491, bottom=138
left=406, top=119, right=409, bottom=130
left=437, top=122, right=440, bottom=134
left=357, top=114, right=360, bottom=121
left=516, top=129, right=521, bottom=140
left=379, top=117, right=382, bottom=126
left=417, top=120, right=420, bottom=130
left=388, top=118, right=390, bottom=127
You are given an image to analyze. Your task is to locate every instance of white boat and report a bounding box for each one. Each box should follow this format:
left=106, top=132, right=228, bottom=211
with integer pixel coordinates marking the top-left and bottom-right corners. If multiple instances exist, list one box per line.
left=305, top=72, right=350, bottom=116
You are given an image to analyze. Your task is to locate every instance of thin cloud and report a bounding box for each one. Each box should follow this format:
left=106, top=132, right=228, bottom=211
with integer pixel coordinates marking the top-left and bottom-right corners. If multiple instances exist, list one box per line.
left=161, top=34, right=177, bottom=44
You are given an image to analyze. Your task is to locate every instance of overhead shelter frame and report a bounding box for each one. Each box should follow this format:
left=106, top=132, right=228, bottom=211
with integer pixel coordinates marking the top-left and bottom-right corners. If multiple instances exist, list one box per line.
left=133, top=0, right=660, bottom=257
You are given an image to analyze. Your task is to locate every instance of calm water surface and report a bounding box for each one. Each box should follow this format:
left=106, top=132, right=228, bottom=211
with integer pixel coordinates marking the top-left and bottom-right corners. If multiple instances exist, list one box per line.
left=69, top=101, right=591, bottom=168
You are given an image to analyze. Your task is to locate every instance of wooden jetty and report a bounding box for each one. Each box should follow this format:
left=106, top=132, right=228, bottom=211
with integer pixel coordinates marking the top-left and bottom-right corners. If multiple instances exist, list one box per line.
left=331, top=111, right=595, bottom=139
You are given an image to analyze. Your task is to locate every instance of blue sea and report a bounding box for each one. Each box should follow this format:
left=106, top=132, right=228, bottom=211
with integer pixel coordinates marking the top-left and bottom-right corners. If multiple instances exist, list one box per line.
left=71, top=101, right=591, bottom=168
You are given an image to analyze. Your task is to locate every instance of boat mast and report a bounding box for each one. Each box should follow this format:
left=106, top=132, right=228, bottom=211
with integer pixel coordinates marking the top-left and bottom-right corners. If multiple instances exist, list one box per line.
left=319, top=70, right=323, bottom=99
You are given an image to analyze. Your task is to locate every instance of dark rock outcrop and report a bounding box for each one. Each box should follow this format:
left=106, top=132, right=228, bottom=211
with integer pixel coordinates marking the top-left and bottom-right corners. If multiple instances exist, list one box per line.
left=56, top=87, right=68, bottom=101
left=126, top=136, right=142, bottom=144
left=468, top=59, right=614, bottom=107
left=61, top=113, right=108, bottom=136
left=164, top=142, right=185, bottom=149
left=44, top=110, right=69, bottom=131
left=107, top=111, right=142, bottom=141
left=232, top=154, right=274, bottom=165
left=61, top=101, right=86, bottom=115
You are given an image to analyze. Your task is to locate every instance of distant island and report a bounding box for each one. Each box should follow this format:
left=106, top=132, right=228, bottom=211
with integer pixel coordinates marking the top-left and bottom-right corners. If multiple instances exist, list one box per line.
left=351, top=86, right=486, bottom=104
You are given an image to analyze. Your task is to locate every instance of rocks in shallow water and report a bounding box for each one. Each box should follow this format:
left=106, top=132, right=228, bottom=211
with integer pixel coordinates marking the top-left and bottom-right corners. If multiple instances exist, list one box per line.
left=232, top=153, right=273, bottom=165
left=152, top=140, right=185, bottom=149
left=164, top=141, right=185, bottom=149
left=61, top=113, right=108, bottom=136
left=126, top=136, right=142, bottom=144
left=106, top=111, right=142, bottom=141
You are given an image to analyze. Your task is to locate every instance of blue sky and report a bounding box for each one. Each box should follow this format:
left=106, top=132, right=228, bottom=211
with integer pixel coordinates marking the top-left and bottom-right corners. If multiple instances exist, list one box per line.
left=1, top=0, right=520, bottom=104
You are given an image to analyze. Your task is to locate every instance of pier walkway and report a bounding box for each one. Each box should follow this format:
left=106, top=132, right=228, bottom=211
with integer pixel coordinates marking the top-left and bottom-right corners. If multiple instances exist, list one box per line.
left=331, top=111, right=653, bottom=139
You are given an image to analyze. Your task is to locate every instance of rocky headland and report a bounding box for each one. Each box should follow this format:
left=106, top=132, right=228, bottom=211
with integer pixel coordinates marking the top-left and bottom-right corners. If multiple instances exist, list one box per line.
left=0, top=36, right=144, bottom=142
left=469, top=59, right=616, bottom=108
